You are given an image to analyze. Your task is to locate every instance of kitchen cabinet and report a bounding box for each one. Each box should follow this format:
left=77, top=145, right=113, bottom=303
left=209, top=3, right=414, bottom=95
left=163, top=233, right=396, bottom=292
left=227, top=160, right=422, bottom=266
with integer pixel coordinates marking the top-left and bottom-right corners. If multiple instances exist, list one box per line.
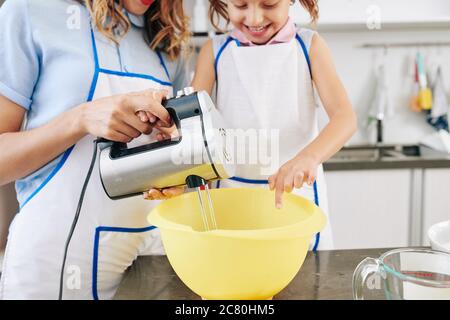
left=422, top=169, right=450, bottom=245
left=325, top=170, right=411, bottom=250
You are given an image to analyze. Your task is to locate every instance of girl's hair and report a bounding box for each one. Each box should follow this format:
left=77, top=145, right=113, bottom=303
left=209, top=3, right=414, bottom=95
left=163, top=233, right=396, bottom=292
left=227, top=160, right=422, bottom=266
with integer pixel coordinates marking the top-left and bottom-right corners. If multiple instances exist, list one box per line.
left=76, top=0, right=190, bottom=60
left=208, top=0, right=319, bottom=31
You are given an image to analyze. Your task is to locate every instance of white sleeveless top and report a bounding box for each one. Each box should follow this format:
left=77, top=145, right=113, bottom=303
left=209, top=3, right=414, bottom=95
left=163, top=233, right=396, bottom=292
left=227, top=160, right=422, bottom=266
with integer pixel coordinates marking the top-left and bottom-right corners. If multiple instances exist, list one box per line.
left=212, top=27, right=319, bottom=174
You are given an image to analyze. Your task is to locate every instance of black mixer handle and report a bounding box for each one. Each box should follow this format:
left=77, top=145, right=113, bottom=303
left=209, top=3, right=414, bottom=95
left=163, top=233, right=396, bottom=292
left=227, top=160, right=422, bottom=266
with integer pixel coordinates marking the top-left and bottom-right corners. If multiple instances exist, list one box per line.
left=106, top=92, right=203, bottom=159
left=162, top=93, right=202, bottom=121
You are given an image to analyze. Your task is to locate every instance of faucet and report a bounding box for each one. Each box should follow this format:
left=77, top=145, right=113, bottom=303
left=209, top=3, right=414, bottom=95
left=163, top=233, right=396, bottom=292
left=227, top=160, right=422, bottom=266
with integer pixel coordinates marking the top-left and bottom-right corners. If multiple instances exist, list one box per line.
left=370, top=63, right=389, bottom=146
left=376, top=118, right=383, bottom=144
left=368, top=113, right=384, bottom=145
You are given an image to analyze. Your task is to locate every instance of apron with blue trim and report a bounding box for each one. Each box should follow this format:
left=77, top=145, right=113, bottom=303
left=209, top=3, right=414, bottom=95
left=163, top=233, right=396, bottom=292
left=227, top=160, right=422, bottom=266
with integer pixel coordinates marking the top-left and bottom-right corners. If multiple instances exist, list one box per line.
left=214, top=31, right=334, bottom=251
left=0, top=26, right=173, bottom=300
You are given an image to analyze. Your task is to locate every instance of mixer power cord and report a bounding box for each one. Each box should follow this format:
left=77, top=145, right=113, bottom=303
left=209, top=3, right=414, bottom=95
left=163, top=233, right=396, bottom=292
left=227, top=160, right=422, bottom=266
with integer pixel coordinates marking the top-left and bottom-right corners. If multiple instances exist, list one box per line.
left=58, top=138, right=103, bottom=300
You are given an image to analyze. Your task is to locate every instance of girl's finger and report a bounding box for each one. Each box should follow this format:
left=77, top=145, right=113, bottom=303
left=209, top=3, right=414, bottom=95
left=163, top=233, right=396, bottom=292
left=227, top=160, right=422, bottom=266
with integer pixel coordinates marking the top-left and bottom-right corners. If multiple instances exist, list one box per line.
left=307, top=171, right=316, bottom=185
left=162, top=187, right=185, bottom=198
left=294, top=172, right=305, bottom=189
left=148, top=189, right=164, bottom=200
left=268, top=175, right=276, bottom=191
left=125, top=92, right=171, bottom=126
left=137, top=111, right=148, bottom=122
left=155, top=123, right=175, bottom=133
left=143, top=191, right=152, bottom=200
left=156, top=119, right=173, bottom=128
left=121, top=109, right=154, bottom=134
left=155, top=124, right=179, bottom=138
left=284, top=172, right=295, bottom=193
left=145, top=111, right=156, bottom=124
left=275, top=175, right=285, bottom=209
left=156, top=133, right=168, bottom=141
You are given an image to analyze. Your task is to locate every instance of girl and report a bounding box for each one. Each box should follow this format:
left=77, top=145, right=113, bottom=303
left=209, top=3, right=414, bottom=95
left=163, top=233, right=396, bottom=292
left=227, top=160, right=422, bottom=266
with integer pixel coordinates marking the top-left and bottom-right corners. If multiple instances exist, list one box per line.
left=0, top=0, right=188, bottom=299
left=192, top=0, right=357, bottom=250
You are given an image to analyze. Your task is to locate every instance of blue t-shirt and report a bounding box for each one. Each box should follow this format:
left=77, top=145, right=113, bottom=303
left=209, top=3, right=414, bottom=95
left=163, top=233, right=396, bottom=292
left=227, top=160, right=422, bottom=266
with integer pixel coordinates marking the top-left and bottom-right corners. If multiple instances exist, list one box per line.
left=0, top=0, right=189, bottom=207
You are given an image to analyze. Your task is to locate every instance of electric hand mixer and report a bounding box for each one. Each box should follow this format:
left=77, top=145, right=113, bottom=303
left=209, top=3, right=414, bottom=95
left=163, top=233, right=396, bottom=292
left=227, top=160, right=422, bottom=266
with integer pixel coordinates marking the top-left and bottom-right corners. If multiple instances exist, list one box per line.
left=99, top=88, right=235, bottom=198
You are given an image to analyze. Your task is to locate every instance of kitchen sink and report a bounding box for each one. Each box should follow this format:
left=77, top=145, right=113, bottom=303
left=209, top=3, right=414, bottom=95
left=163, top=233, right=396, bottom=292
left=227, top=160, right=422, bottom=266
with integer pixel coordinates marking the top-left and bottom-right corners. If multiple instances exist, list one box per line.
left=330, top=144, right=445, bottom=162
left=331, top=147, right=392, bottom=161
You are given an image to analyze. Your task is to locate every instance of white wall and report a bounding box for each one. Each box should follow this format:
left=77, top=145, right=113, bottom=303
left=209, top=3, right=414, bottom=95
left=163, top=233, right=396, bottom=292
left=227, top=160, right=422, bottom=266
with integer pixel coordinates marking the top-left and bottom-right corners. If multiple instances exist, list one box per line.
left=290, top=0, right=450, bottom=24
left=320, top=29, right=450, bottom=146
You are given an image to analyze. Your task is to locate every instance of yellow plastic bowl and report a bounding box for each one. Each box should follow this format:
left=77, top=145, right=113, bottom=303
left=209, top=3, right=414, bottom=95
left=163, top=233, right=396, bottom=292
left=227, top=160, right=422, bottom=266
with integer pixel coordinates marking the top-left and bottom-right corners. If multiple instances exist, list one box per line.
left=148, top=188, right=326, bottom=300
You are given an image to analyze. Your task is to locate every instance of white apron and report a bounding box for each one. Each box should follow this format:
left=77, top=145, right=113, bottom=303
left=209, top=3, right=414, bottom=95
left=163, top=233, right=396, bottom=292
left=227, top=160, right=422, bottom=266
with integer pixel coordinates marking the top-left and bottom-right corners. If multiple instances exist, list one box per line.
left=0, top=26, right=173, bottom=300
left=214, top=33, right=334, bottom=250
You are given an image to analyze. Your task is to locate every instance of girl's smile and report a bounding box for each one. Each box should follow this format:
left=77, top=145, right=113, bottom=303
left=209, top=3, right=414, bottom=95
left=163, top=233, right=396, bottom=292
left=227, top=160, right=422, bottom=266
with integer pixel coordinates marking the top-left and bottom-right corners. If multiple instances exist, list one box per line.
left=244, top=23, right=272, bottom=38
left=228, top=0, right=291, bottom=45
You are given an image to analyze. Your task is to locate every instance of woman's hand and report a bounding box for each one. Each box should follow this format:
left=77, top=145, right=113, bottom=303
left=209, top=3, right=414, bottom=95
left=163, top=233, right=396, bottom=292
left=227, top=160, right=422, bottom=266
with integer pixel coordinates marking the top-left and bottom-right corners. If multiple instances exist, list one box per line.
left=77, top=89, right=172, bottom=142
left=268, top=153, right=319, bottom=209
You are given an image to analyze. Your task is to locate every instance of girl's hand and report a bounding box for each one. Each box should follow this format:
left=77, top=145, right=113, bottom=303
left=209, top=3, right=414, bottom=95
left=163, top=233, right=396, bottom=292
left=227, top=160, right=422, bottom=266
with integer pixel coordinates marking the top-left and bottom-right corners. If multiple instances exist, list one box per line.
left=144, top=187, right=186, bottom=200
left=268, top=153, right=319, bottom=209
left=78, top=89, right=172, bottom=142
left=135, top=92, right=182, bottom=201
left=136, top=111, right=178, bottom=141
left=154, top=122, right=179, bottom=141
left=143, top=118, right=185, bottom=200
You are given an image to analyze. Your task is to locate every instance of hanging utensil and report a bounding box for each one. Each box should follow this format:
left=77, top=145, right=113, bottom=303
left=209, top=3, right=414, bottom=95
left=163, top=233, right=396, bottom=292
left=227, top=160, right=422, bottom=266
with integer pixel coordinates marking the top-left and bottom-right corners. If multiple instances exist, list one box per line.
left=417, top=52, right=433, bottom=111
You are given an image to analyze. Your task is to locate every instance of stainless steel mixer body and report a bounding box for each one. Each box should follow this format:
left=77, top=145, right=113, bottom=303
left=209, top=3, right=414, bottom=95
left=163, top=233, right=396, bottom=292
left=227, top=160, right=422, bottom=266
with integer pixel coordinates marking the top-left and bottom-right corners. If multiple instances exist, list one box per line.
left=99, top=89, right=235, bottom=199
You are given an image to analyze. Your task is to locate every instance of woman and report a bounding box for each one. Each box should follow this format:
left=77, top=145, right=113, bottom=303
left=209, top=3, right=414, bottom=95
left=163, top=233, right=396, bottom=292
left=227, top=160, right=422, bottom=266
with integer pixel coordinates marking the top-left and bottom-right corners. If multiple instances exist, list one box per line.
left=0, top=0, right=189, bottom=299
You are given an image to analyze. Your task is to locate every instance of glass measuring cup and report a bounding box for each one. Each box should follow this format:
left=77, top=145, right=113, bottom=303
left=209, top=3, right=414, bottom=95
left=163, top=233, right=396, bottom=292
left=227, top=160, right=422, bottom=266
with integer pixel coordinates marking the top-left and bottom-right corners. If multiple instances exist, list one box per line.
left=353, top=248, right=450, bottom=300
